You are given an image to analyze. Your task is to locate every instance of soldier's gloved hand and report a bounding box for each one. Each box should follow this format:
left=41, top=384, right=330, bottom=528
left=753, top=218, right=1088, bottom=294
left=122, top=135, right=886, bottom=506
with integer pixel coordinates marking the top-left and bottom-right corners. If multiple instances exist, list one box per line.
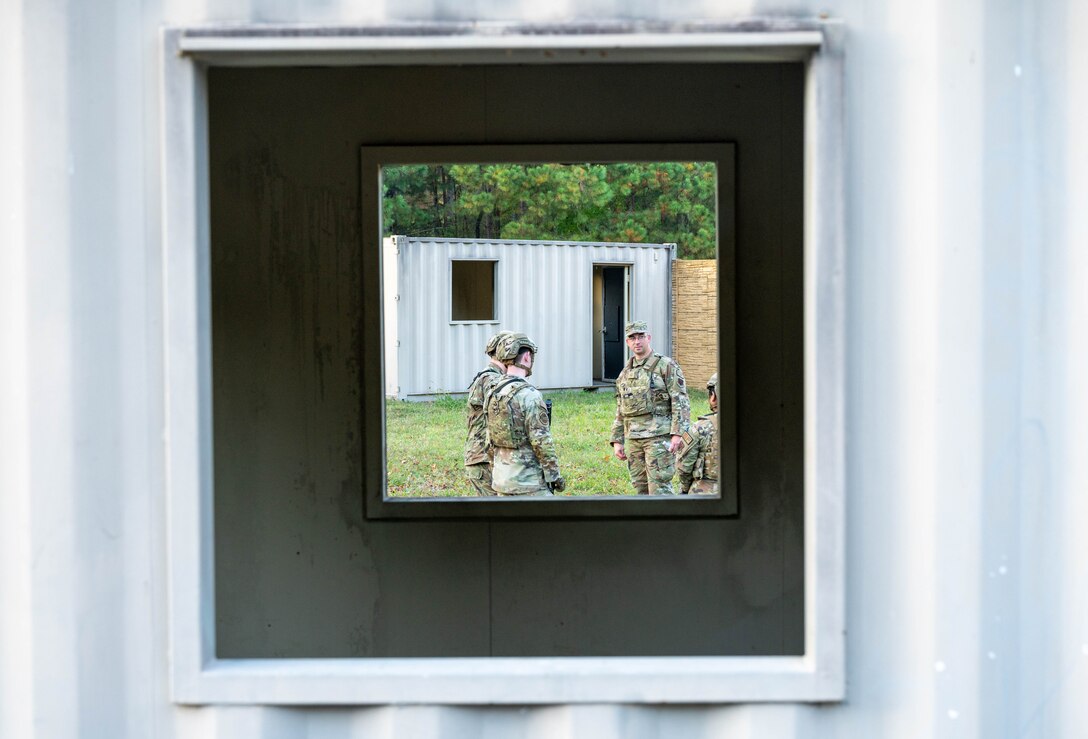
left=550, top=476, right=567, bottom=493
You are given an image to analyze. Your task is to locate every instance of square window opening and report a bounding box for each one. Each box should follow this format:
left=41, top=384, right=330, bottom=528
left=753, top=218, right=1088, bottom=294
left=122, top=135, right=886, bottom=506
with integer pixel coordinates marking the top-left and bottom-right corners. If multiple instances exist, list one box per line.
left=451, top=260, right=496, bottom=322
left=163, top=25, right=844, bottom=705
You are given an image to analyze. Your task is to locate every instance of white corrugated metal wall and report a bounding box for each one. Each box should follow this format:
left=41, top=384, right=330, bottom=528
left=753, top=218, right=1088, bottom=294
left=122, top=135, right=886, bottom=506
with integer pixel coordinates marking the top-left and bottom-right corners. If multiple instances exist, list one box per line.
left=386, top=236, right=672, bottom=398
left=2, top=0, right=1088, bottom=737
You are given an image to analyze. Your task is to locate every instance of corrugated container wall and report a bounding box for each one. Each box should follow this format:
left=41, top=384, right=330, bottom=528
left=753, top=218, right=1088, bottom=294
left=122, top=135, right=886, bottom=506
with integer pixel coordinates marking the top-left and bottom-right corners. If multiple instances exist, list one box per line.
left=3, top=0, right=1088, bottom=737
left=383, top=236, right=673, bottom=398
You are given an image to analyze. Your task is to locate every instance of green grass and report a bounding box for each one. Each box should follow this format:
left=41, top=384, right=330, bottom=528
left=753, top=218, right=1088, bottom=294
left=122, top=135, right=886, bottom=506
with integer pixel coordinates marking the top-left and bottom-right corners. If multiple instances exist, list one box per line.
left=386, top=388, right=711, bottom=497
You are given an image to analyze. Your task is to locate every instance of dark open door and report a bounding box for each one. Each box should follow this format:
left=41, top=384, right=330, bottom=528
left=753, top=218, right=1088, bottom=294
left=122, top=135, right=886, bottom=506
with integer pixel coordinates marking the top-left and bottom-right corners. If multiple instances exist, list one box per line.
left=602, top=266, right=627, bottom=380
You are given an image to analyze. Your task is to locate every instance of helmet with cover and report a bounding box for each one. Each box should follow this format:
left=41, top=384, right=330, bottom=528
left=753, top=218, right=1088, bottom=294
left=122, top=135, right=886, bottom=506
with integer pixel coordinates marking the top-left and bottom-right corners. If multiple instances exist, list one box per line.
left=485, top=330, right=514, bottom=358
left=706, top=372, right=718, bottom=395
left=496, top=332, right=538, bottom=376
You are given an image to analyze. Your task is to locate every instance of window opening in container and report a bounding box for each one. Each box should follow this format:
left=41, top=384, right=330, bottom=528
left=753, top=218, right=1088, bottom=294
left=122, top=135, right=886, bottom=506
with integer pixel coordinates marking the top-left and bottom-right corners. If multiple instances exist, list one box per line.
left=451, top=260, right=496, bottom=321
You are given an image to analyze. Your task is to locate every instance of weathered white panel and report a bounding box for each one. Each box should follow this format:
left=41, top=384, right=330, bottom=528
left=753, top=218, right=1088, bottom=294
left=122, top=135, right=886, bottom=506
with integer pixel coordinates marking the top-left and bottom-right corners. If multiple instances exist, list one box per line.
left=1033, top=2, right=1088, bottom=737
left=0, top=5, right=33, bottom=738
left=389, top=236, right=673, bottom=398
left=7, top=0, right=1088, bottom=736
left=2, top=1, right=168, bottom=738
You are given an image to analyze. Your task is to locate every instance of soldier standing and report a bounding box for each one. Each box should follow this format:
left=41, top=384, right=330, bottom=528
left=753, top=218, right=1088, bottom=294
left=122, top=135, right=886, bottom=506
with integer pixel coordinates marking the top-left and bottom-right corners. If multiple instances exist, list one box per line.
left=463, top=331, right=512, bottom=496
left=485, top=333, right=566, bottom=497
left=678, top=373, right=719, bottom=495
left=609, top=320, right=690, bottom=495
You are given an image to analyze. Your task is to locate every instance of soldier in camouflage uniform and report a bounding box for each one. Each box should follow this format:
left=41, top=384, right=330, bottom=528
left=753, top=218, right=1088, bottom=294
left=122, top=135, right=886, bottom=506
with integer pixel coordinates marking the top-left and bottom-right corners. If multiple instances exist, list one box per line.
left=463, top=331, right=513, bottom=496
left=484, top=333, right=566, bottom=497
left=609, top=320, right=691, bottom=495
left=678, top=372, right=719, bottom=496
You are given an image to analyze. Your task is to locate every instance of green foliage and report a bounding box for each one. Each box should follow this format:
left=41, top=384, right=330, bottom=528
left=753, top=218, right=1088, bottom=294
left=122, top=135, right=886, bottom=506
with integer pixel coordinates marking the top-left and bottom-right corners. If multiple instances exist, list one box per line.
left=382, top=162, right=717, bottom=260
left=386, top=388, right=711, bottom=498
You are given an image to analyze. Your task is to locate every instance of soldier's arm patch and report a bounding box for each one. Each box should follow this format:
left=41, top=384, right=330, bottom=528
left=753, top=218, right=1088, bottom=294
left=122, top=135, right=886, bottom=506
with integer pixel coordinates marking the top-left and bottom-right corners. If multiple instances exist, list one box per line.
left=671, top=360, right=685, bottom=383
left=529, top=403, right=550, bottom=431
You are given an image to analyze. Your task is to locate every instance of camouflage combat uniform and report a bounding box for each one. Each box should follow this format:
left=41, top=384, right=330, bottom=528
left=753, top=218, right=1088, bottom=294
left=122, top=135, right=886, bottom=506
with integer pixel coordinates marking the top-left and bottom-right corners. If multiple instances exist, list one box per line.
left=464, top=363, right=505, bottom=496
left=610, top=353, right=691, bottom=495
left=678, top=412, right=718, bottom=495
left=485, top=376, right=561, bottom=496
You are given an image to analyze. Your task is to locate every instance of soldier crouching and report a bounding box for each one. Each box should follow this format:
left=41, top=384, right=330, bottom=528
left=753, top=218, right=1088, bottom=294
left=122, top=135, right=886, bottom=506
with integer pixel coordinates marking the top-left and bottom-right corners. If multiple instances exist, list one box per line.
left=678, top=373, right=720, bottom=496
left=484, top=333, right=565, bottom=496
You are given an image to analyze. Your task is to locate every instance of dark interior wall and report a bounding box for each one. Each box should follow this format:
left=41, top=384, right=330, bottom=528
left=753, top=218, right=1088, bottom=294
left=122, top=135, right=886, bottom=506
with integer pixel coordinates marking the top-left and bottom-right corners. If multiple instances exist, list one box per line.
left=210, top=63, right=804, bottom=658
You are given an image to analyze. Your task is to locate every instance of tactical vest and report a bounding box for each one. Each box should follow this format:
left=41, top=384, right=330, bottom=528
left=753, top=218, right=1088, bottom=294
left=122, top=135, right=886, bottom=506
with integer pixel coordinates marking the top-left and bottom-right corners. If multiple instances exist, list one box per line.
left=616, top=354, right=672, bottom=418
left=484, top=377, right=532, bottom=449
left=694, top=414, right=720, bottom=481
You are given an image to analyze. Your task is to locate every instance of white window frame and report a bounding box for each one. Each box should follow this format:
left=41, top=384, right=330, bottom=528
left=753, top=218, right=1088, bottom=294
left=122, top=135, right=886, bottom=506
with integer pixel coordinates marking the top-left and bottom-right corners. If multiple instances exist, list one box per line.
left=162, top=22, right=844, bottom=705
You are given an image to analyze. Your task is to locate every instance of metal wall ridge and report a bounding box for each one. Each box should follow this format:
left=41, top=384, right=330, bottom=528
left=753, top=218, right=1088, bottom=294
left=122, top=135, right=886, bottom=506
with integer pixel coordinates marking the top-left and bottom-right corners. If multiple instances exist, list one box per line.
left=403, top=235, right=676, bottom=250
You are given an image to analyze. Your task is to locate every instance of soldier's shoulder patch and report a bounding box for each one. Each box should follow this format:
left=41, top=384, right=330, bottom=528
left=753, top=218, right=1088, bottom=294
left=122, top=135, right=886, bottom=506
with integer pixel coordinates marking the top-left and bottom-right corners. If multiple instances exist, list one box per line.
left=681, top=430, right=695, bottom=446
left=530, top=404, right=550, bottom=428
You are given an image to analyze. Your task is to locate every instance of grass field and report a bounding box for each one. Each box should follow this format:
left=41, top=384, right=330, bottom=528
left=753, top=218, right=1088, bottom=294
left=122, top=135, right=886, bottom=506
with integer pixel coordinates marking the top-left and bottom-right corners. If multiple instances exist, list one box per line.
left=386, top=387, right=711, bottom=497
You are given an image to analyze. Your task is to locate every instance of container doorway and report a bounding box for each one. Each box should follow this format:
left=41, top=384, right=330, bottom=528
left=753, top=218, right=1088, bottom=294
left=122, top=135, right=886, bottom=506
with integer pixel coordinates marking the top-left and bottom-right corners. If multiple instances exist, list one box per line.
left=593, top=264, right=630, bottom=382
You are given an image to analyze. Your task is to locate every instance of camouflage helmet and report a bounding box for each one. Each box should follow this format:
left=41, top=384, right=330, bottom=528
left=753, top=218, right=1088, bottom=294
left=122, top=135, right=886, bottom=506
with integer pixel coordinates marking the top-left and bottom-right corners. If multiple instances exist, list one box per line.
left=495, top=332, right=538, bottom=376
left=495, top=332, right=538, bottom=363
left=707, top=373, right=718, bottom=395
left=485, top=330, right=513, bottom=358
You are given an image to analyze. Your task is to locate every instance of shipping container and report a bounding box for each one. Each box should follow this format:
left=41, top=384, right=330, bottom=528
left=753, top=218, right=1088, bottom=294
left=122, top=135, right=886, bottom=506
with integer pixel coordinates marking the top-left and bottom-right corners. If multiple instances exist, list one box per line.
left=383, top=235, right=675, bottom=399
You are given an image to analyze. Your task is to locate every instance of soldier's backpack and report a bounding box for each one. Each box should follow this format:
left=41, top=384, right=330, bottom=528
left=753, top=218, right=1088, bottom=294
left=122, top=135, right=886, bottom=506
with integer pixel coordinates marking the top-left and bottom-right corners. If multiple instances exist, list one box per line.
left=484, top=377, right=532, bottom=449
left=616, top=354, right=673, bottom=417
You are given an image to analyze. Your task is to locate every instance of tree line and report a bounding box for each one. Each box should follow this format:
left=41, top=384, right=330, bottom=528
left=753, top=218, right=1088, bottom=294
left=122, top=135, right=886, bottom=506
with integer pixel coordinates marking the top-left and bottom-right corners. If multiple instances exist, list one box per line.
left=382, top=162, right=717, bottom=260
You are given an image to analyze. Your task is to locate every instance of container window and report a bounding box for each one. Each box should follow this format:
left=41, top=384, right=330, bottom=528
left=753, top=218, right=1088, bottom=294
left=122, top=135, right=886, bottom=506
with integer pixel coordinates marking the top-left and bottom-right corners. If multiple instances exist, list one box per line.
left=451, top=260, right=496, bottom=321
left=167, top=37, right=840, bottom=704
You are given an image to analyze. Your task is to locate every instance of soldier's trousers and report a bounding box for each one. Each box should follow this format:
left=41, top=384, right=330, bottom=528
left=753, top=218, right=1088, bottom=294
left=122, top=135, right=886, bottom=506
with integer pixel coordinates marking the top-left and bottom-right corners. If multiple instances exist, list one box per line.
left=464, top=462, right=496, bottom=496
left=688, top=478, right=718, bottom=496
left=626, top=435, right=676, bottom=495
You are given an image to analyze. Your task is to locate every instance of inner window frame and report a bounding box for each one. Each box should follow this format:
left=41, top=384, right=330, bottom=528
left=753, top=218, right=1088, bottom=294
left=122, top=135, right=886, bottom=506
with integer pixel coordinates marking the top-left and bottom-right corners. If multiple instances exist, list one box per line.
left=364, top=143, right=738, bottom=521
